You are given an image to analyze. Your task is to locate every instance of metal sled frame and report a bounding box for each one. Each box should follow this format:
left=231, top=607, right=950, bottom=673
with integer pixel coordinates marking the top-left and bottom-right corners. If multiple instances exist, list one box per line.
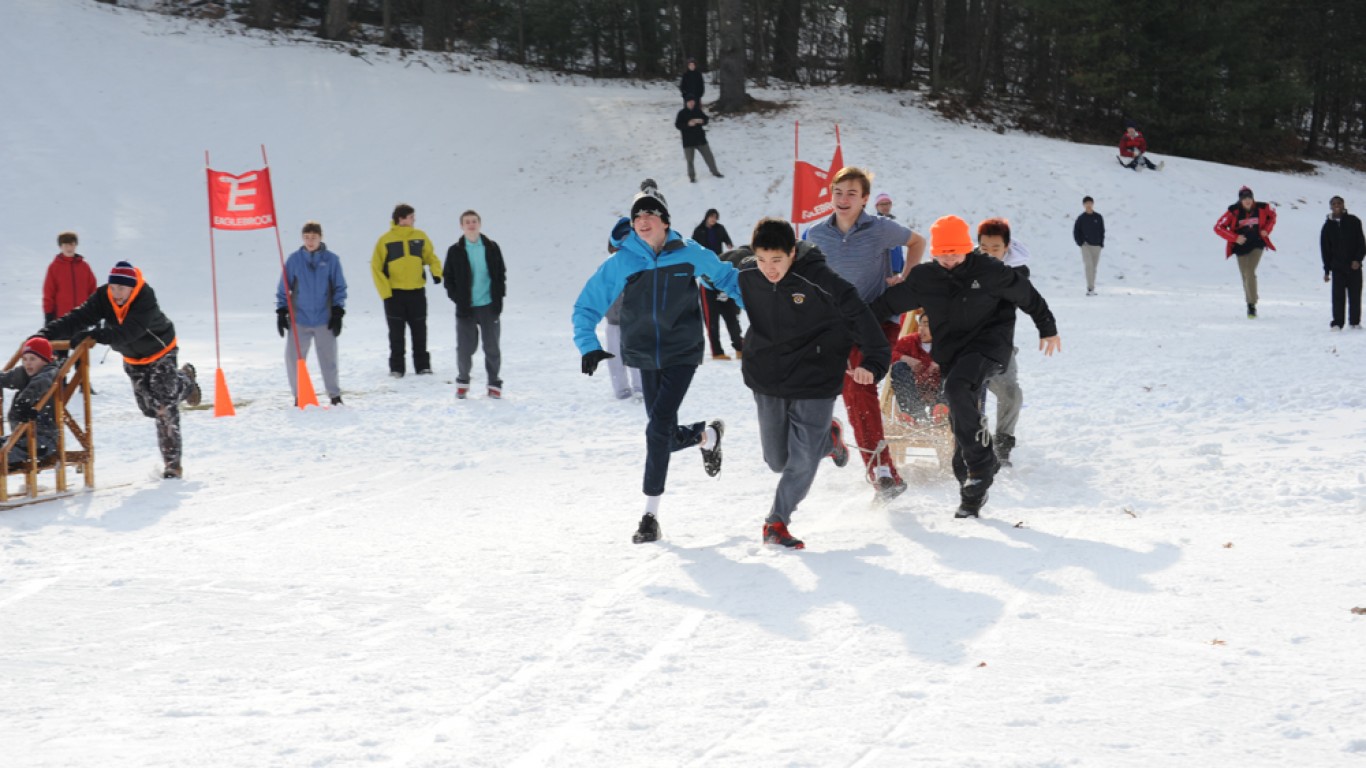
left=878, top=312, right=954, bottom=474
left=1, top=339, right=96, bottom=505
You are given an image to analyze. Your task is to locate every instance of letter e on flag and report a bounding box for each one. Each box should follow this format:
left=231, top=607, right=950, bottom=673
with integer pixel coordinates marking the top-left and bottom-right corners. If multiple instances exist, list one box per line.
left=791, top=161, right=833, bottom=224
left=207, top=167, right=277, bottom=230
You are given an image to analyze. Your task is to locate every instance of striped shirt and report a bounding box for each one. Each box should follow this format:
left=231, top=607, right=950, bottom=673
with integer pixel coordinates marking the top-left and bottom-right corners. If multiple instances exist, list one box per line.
left=804, top=211, right=914, bottom=302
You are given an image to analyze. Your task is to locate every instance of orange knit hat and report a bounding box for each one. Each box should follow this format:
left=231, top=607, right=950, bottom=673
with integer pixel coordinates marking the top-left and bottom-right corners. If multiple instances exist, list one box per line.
left=930, top=215, right=974, bottom=256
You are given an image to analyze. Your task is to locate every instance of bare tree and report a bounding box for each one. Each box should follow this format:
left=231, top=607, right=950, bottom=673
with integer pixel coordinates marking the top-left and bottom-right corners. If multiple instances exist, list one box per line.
left=250, top=0, right=275, bottom=29
left=716, top=0, right=748, bottom=110
left=322, top=0, right=349, bottom=41
left=382, top=0, right=394, bottom=46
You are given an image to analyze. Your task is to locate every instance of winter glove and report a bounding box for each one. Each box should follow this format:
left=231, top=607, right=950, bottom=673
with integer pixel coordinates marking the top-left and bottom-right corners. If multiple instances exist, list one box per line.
left=277, top=307, right=290, bottom=337
left=581, top=349, right=615, bottom=376
left=328, top=306, right=345, bottom=337
left=44, top=312, right=55, bottom=324
left=432, top=275, right=442, bottom=285
left=69, top=326, right=98, bottom=350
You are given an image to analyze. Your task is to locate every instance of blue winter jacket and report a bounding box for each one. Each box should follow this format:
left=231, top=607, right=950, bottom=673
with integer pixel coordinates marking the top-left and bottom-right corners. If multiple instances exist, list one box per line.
left=573, top=228, right=744, bottom=370
left=277, top=245, right=348, bottom=327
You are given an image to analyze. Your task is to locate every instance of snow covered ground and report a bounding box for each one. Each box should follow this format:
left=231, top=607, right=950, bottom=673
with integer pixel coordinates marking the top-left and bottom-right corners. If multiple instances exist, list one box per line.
left=3, top=1, right=1365, bottom=766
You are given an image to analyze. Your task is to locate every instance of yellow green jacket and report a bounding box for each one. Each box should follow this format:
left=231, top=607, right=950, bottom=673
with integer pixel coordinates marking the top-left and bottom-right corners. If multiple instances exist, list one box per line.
left=371, top=225, right=442, bottom=298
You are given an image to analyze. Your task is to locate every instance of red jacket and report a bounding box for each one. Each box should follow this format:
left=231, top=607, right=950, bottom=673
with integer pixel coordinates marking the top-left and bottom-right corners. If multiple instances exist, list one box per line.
left=43, top=254, right=98, bottom=319
left=1119, top=132, right=1148, bottom=158
left=1214, top=203, right=1277, bottom=258
left=892, top=334, right=939, bottom=388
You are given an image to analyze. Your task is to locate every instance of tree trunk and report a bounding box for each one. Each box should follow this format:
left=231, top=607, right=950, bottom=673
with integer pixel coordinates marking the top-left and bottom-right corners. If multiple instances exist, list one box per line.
left=716, top=0, right=748, bottom=110
left=882, top=0, right=907, bottom=87
left=381, top=0, right=393, bottom=46
left=422, top=0, right=447, bottom=52
left=250, top=0, right=275, bottom=29
left=680, top=0, right=708, bottom=71
left=322, top=0, right=349, bottom=41
left=928, top=0, right=945, bottom=90
left=771, top=0, right=800, bottom=82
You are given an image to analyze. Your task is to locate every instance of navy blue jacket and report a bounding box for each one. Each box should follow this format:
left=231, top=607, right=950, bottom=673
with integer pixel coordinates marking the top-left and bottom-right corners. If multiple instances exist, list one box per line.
left=574, top=228, right=743, bottom=370
left=1073, top=211, right=1105, bottom=247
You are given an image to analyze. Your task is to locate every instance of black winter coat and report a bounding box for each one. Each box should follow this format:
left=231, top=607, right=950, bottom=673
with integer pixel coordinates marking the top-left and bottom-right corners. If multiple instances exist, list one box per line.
left=869, top=250, right=1057, bottom=372
left=1320, top=213, right=1366, bottom=273
left=675, top=106, right=710, bottom=148
left=731, top=242, right=890, bottom=399
left=1, top=360, right=60, bottom=458
left=443, top=235, right=507, bottom=317
left=680, top=69, right=705, bottom=101
left=1073, top=211, right=1105, bottom=246
left=691, top=223, right=732, bottom=256
left=41, top=283, right=177, bottom=364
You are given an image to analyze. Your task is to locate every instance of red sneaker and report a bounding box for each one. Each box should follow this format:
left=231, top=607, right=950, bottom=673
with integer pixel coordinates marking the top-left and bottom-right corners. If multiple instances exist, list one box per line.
left=931, top=403, right=950, bottom=423
left=456, top=386, right=469, bottom=400
left=488, top=386, right=502, bottom=400
left=829, top=418, right=850, bottom=467
left=762, top=521, right=805, bottom=549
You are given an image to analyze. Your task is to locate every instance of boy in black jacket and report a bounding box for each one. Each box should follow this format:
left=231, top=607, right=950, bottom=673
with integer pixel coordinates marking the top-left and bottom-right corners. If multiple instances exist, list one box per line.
left=869, top=216, right=1060, bottom=518
left=731, top=218, right=891, bottom=548
left=40, top=261, right=201, bottom=479
left=1, top=337, right=60, bottom=467
left=444, top=210, right=507, bottom=399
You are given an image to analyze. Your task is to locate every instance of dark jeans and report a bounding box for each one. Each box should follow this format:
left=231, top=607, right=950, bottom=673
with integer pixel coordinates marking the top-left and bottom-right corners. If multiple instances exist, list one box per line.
left=1330, top=267, right=1363, bottom=327
left=943, top=352, right=1004, bottom=480
left=385, top=288, right=429, bottom=374
left=702, top=288, right=743, bottom=355
left=640, top=365, right=706, bottom=496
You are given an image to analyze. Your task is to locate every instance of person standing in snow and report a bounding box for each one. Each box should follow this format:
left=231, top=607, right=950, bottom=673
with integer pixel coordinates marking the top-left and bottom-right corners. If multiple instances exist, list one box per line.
left=1214, top=186, right=1276, bottom=319
left=39, top=261, right=201, bottom=479
left=1119, top=124, right=1160, bottom=171
left=874, top=193, right=908, bottom=279
left=692, top=208, right=742, bottom=359
left=573, top=180, right=742, bottom=544
left=372, top=204, right=443, bottom=377
left=675, top=98, right=724, bottom=183
left=977, top=218, right=1031, bottom=466
left=1320, top=195, right=1364, bottom=330
left=679, top=57, right=704, bottom=103
left=42, top=231, right=98, bottom=360
left=727, top=218, right=890, bottom=549
left=277, top=221, right=348, bottom=406
left=444, top=210, right=507, bottom=400
left=802, top=166, right=927, bottom=501
left=1073, top=196, right=1105, bottom=296
left=1, top=337, right=60, bottom=468
left=868, top=216, right=1060, bottom=519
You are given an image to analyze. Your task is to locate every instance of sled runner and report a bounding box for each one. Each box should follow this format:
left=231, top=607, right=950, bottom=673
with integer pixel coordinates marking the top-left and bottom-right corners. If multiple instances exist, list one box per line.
left=2, top=339, right=97, bottom=506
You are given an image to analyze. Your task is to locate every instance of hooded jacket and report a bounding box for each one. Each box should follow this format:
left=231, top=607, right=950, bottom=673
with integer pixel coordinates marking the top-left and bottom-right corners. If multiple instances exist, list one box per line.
left=277, top=244, right=348, bottom=327
left=1214, top=201, right=1277, bottom=258
left=444, top=235, right=507, bottom=317
left=573, top=228, right=743, bottom=370
left=40, top=269, right=178, bottom=365
left=371, top=224, right=442, bottom=298
left=869, top=250, right=1056, bottom=372
left=730, top=242, right=889, bottom=399
left=43, top=253, right=98, bottom=321
left=1320, top=212, right=1366, bottom=273
left=675, top=105, right=710, bottom=148
left=1, top=360, right=60, bottom=459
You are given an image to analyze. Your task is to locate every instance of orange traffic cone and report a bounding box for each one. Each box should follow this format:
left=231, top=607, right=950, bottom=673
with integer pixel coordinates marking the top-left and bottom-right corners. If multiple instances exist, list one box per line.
left=213, top=368, right=236, bottom=417
left=295, top=358, right=320, bottom=409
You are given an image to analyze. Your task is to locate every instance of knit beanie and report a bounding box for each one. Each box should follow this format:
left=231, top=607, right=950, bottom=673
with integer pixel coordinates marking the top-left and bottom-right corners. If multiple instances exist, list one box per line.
left=875, top=193, right=892, bottom=205
left=930, top=215, right=974, bottom=256
left=1238, top=186, right=1254, bottom=200
left=630, top=179, right=670, bottom=226
left=109, top=261, right=138, bottom=287
left=22, top=336, right=53, bottom=363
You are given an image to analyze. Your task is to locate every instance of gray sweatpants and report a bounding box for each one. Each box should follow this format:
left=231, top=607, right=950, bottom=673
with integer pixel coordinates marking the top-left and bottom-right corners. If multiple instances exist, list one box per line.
left=986, top=347, right=1021, bottom=437
left=684, top=143, right=720, bottom=180
left=1236, top=248, right=1262, bottom=305
left=1080, top=245, right=1102, bottom=291
left=286, top=324, right=340, bottom=398
left=457, top=305, right=502, bottom=388
left=754, top=393, right=836, bottom=525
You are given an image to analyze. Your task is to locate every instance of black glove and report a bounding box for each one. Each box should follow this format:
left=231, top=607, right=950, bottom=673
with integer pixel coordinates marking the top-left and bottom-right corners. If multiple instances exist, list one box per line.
left=44, top=312, right=55, bottom=324
left=70, top=326, right=97, bottom=350
left=277, top=307, right=290, bottom=337
left=328, top=306, right=345, bottom=337
left=432, top=275, right=442, bottom=285
left=581, top=349, right=615, bottom=376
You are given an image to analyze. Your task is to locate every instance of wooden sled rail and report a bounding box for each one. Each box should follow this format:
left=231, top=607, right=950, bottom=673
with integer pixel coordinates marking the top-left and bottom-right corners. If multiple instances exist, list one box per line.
left=1, top=338, right=97, bottom=504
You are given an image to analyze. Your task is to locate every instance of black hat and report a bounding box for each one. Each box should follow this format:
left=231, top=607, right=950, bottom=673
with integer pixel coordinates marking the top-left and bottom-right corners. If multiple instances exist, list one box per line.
left=1238, top=186, right=1254, bottom=200
left=631, top=179, right=670, bottom=226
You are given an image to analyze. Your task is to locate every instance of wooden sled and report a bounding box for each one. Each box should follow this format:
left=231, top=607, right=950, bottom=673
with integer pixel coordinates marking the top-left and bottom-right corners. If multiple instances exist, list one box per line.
left=2, top=339, right=97, bottom=506
left=878, top=311, right=954, bottom=475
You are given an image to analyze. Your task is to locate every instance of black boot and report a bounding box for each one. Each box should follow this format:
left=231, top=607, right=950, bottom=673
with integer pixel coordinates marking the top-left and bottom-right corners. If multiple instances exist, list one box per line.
left=633, top=513, right=660, bottom=544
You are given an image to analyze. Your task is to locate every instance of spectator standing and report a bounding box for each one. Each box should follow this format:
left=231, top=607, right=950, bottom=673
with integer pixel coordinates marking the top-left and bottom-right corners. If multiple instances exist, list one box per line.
left=1073, top=196, right=1104, bottom=296
left=675, top=98, right=724, bottom=183
left=371, top=204, right=443, bottom=376
left=1320, top=195, right=1365, bottom=330
left=444, top=210, right=507, bottom=399
left=277, top=221, right=347, bottom=406
left=692, top=209, right=742, bottom=359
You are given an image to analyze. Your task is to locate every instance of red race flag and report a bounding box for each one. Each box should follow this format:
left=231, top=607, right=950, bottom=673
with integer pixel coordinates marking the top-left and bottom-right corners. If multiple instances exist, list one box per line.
left=792, top=160, right=833, bottom=224
left=206, top=167, right=276, bottom=230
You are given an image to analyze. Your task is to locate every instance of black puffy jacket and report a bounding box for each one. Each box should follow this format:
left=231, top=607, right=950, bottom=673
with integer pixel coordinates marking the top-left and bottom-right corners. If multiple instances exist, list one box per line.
left=869, top=250, right=1056, bottom=372
left=732, top=242, right=890, bottom=399
left=443, top=235, right=507, bottom=317
left=41, top=280, right=177, bottom=364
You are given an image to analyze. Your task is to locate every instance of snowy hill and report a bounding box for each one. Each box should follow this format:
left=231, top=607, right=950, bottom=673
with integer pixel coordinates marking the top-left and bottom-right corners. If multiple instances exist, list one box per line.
left=2, top=2, right=1365, bottom=766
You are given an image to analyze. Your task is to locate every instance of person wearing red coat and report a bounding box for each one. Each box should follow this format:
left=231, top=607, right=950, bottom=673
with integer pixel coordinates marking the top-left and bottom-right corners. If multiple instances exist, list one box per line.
left=888, top=314, right=944, bottom=423
left=43, top=232, right=98, bottom=360
left=1214, top=186, right=1278, bottom=318
left=1119, top=125, right=1160, bottom=171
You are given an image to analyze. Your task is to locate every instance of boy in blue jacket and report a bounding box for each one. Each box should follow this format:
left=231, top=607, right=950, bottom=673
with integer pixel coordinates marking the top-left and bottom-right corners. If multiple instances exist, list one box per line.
left=730, top=218, right=890, bottom=549
left=573, top=180, right=744, bottom=544
left=278, top=221, right=348, bottom=406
